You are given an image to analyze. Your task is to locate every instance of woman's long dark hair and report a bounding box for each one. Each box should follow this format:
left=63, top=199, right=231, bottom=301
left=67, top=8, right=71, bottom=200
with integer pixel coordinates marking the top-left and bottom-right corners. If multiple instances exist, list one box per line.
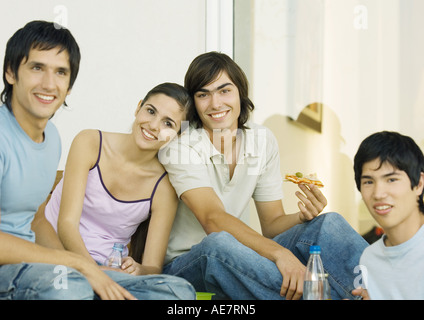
left=129, top=217, right=150, bottom=262
left=128, top=82, right=191, bottom=263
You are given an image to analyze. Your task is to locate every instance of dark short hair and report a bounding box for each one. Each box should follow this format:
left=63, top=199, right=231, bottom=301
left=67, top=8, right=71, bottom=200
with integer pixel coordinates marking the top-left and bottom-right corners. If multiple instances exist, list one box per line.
left=184, top=51, right=254, bottom=130
left=1, top=20, right=81, bottom=111
left=353, top=131, right=424, bottom=214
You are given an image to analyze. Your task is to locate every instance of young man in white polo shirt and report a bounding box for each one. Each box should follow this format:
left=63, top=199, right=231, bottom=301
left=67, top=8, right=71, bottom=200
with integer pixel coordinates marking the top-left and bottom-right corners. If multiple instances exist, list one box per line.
left=159, top=51, right=368, bottom=300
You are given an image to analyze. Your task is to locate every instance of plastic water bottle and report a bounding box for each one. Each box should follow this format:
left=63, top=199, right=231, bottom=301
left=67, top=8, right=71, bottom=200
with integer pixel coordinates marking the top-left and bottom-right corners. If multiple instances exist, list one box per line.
left=104, top=243, right=124, bottom=268
left=303, top=245, right=327, bottom=300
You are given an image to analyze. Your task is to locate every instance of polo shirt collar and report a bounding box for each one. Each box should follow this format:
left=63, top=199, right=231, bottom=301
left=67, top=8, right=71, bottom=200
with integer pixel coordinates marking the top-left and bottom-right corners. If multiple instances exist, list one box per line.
left=198, top=125, right=260, bottom=161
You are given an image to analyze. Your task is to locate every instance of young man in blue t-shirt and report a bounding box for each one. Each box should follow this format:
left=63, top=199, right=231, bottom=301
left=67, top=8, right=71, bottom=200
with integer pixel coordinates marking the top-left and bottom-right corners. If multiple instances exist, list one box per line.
left=352, top=131, right=424, bottom=299
left=0, top=20, right=125, bottom=300
left=0, top=21, right=175, bottom=300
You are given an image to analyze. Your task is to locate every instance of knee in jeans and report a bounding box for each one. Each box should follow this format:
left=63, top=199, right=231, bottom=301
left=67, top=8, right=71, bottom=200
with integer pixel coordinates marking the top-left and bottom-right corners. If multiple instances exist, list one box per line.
left=200, top=231, right=234, bottom=255
left=164, top=276, right=196, bottom=300
left=316, top=212, right=343, bottom=224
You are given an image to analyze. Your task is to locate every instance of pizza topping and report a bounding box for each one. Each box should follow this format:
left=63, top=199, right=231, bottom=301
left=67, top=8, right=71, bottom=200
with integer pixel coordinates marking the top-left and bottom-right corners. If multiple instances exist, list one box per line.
left=284, top=172, right=324, bottom=188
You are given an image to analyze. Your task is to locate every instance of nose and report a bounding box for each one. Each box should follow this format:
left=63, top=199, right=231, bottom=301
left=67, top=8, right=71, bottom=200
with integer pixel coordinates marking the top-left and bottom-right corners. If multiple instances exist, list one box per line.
left=148, top=117, right=161, bottom=132
left=372, top=182, right=387, bottom=200
left=41, top=70, right=55, bottom=91
left=210, top=91, right=222, bottom=109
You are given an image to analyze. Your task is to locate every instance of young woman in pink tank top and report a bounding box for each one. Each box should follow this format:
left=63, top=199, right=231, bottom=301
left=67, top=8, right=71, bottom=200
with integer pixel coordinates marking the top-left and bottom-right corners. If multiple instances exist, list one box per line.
left=42, top=83, right=193, bottom=299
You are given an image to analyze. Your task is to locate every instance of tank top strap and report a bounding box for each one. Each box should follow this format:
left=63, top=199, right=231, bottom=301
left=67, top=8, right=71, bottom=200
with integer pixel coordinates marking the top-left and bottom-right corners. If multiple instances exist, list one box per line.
left=90, top=130, right=103, bottom=170
left=149, top=172, right=168, bottom=213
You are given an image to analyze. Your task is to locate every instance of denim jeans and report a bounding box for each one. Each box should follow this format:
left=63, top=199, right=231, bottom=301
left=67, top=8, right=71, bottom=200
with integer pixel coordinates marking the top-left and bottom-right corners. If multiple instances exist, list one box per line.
left=163, top=212, right=369, bottom=300
left=0, top=262, right=195, bottom=300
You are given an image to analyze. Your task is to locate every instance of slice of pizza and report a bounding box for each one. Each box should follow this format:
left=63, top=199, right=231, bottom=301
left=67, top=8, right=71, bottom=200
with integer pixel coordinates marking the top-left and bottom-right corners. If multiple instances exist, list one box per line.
left=284, top=172, right=324, bottom=188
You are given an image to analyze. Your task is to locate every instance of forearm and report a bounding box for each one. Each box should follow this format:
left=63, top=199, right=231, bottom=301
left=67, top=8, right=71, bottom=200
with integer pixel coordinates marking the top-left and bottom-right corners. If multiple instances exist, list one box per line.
left=137, top=265, right=161, bottom=275
left=1, top=232, right=137, bottom=300
left=0, top=231, right=91, bottom=272
left=261, top=212, right=303, bottom=239
left=57, top=223, right=96, bottom=264
left=202, top=211, right=287, bottom=264
left=31, top=201, right=64, bottom=250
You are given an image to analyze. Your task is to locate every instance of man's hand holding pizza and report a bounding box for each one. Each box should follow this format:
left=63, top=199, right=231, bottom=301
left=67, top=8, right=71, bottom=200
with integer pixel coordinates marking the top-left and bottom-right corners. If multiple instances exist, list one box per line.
left=285, top=172, right=328, bottom=222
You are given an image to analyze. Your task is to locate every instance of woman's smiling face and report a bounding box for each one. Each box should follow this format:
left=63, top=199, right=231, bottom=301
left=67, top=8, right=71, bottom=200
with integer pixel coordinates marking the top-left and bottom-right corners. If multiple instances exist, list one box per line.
left=133, top=93, right=184, bottom=150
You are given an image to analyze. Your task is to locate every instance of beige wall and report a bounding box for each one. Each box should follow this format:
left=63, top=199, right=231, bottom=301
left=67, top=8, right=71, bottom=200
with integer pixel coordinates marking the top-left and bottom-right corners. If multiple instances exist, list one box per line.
left=249, top=106, right=363, bottom=234
left=237, top=0, right=424, bottom=235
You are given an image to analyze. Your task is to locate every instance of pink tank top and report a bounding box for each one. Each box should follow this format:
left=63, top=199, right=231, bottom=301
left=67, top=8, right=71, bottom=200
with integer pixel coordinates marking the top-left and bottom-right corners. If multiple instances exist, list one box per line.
left=45, top=131, right=167, bottom=263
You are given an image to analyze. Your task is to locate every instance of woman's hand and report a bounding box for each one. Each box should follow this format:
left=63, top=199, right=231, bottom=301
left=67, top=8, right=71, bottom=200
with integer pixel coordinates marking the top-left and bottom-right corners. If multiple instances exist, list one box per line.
left=87, top=267, right=136, bottom=300
left=121, top=256, right=142, bottom=275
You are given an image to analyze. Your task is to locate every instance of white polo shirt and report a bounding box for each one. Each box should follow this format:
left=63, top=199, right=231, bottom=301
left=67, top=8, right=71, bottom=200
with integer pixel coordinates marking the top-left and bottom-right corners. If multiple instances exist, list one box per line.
left=158, top=122, right=283, bottom=264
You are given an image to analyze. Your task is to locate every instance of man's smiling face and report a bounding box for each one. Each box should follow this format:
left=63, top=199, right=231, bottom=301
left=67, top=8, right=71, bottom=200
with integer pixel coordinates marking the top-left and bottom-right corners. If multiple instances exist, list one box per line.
left=193, top=71, right=241, bottom=136
left=6, top=47, right=71, bottom=122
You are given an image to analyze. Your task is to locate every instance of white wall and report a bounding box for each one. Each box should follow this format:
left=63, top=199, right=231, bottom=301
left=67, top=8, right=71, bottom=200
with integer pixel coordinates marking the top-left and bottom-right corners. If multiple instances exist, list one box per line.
left=0, top=0, right=206, bottom=169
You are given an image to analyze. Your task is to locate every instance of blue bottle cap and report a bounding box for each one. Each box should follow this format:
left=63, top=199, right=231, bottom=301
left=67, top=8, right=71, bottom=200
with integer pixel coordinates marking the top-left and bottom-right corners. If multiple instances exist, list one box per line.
left=309, top=245, right=321, bottom=254
left=113, top=243, right=124, bottom=251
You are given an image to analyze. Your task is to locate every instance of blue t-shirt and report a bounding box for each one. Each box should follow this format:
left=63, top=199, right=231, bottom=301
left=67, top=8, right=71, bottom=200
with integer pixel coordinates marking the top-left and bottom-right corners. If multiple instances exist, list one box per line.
left=359, top=225, right=424, bottom=299
left=0, top=105, right=61, bottom=242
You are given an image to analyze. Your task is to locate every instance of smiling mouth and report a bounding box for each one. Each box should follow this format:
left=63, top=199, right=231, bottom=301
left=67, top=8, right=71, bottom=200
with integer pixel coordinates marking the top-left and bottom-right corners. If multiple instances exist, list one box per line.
left=34, top=93, right=55, bottom=103
left=374, top=205, right=393, bottom=215
left=142, top=128, right=156, bottom=140
left=209, top=110, right=229, bottom=120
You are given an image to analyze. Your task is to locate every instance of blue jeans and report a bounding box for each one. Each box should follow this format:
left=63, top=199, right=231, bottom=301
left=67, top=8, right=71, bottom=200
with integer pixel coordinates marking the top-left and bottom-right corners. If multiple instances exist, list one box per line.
left=0, top=263, right=195, bottom=300
left=163, top=212, right=369, bottom=300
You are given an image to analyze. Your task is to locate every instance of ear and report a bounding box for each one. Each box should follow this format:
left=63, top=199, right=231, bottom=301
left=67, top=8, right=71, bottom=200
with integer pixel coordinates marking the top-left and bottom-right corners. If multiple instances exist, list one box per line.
left=419, top=172, right=424, bottom=189
left=415, top=172, right=424, bottom=195
left=135, top=99, right=143, bottom=116
left=5, top=66, right=16, bottom=85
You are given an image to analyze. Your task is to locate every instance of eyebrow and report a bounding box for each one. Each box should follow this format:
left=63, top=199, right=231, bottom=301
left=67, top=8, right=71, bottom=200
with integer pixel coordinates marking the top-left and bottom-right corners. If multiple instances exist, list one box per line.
left=146, top=104, right=177, bottom=126
left=27, top=61, right=70, bottom=73
left=197, top=82, right=234, bottom=93
left=361, top=171, right=401, bottom=180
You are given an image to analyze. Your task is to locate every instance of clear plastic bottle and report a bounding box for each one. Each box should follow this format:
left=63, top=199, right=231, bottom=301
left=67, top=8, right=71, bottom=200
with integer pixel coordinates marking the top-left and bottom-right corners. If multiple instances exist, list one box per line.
left=103, top=243, right=124, bottom=268
left=303, top=245, right=327, bottom=300
left=323, top=273, right=331, bottom=300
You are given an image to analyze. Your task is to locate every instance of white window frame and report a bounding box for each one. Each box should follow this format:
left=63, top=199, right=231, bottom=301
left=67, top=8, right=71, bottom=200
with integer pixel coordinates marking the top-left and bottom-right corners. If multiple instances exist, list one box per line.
left=206, top=0, right=234, bottom=58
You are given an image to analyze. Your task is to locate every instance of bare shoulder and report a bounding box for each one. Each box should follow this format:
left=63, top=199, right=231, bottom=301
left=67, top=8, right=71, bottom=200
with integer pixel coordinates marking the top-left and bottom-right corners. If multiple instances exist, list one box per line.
left=73, top=129, right=101, bottom=145
left=152, top=171, right=178, bottom=201
left=67, top=129, right=101, bottom=168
